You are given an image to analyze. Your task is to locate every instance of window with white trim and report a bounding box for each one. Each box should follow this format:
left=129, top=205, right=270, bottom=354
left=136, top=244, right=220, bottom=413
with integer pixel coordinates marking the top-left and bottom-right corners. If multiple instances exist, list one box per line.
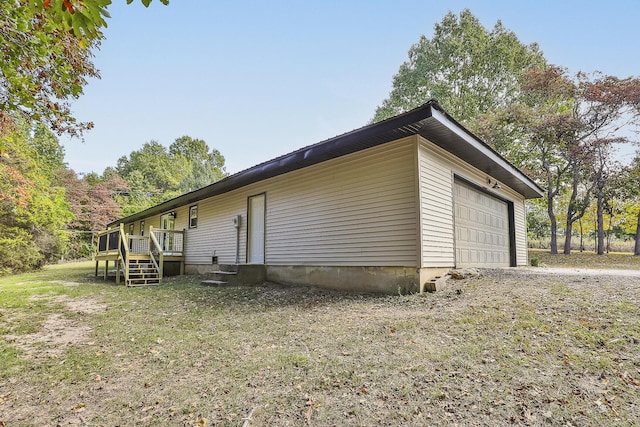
left=189, top=205, right=198, bottom=229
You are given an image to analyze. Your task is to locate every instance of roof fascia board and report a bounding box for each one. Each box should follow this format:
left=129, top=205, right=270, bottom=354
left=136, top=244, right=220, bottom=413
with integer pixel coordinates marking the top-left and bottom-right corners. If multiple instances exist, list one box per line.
left=108, top=104, right=436, bottom=228
left=429, top=108, right=544, bottom=197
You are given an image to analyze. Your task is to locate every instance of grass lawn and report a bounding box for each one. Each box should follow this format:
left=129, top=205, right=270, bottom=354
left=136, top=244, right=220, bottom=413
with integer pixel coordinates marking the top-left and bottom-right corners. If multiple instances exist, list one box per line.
left=529, top=249, right=640, bottom=270
left=1, top=257, right=639, bottom=426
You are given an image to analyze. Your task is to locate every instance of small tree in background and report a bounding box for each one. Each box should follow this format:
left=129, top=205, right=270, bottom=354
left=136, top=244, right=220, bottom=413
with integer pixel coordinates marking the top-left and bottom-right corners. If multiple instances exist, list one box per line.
left=477, top=66, right=640, bottom=254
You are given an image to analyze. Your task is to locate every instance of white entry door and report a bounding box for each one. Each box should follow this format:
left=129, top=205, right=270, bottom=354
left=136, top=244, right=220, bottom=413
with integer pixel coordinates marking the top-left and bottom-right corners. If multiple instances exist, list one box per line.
left=247, top=194, right=265, bottom=264
left=454, top=181, right=510, bottom=267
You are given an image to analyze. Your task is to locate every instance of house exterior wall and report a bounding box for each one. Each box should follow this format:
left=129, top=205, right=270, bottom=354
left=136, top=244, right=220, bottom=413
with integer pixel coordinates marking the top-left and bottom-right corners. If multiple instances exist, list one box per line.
left=264, top=137, right=419, bottom=267
left=185, top=190, right=248, bottom=266
left=417, top=136, right=528, bottom=268
left=118, top=133, right=530, bottom=292
left=134, top=136, right=422, bottom=275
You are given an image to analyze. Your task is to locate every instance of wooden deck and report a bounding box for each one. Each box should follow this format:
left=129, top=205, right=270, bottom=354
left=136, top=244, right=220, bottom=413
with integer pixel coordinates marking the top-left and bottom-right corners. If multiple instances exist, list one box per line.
left=94, top=225, right=185, bottom=286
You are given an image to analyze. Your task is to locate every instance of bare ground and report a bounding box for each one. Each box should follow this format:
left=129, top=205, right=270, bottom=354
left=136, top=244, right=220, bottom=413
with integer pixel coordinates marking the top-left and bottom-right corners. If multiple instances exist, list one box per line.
left=4, top=294, right=106, bottom=359
left=1, top=265, right=639, bottom=426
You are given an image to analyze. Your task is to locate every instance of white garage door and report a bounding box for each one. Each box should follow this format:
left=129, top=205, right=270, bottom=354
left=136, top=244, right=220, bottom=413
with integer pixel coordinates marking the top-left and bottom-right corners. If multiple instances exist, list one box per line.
left=454, top=180, right=510, bottom=267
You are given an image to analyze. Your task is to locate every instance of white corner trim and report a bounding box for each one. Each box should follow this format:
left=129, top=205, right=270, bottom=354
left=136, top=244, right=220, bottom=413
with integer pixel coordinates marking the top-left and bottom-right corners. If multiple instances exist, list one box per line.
left=430, top=108, right=543, bottom=197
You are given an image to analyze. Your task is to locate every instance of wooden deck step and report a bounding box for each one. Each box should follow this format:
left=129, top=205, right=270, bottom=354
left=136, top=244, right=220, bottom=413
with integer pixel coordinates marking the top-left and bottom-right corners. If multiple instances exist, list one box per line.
left=128, top=281, right=161, bottom=287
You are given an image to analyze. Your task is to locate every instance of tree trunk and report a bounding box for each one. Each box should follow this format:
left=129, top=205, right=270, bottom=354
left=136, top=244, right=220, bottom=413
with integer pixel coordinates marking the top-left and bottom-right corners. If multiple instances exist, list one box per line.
left=579, top=219, right=584, bottom=252
left=547, top=179, right=558, bottom=254
left=596, top=190, right=605, bottom=255
left=548, top=202, right=558, bottom=254
left=635, top=212, right=640, bottom=256
left=563, top=218, right=573, bottom=254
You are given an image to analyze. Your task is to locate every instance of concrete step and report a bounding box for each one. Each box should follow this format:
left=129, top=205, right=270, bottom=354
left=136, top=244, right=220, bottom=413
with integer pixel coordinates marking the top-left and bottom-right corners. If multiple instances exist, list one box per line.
left=201, top=279, right=229, bottom=286
left=202, top=264, right=266, bottom=286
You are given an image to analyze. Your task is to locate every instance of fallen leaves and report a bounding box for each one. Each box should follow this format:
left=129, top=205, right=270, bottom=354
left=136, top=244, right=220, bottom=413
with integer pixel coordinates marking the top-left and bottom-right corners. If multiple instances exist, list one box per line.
left=2, top=268, right=640, bottom=425
left=620, top=372, right=640, bottom=386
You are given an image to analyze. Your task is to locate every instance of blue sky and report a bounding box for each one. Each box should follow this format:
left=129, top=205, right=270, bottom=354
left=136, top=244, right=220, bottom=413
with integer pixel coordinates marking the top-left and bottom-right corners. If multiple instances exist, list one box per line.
left=61, top=0, right=640, bottom=175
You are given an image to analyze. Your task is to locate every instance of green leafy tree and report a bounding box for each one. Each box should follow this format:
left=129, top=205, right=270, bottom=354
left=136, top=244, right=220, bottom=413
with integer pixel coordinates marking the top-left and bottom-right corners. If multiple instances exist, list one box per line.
left=0, top=3, right=99, bottom=136
left=0, top=118, right=73, bottom=273
left=169, top=136, right=226, bottom=192
left=116, top=140, right=182, bottom=195
left=478, top=66, right=640, bottom=254
left=526, top=199, right=551, bottom=242
left=59, top=169, right=127, bottom=257
left=1, top=0, right=168, bottom=137
left=617, top=153, right=640, bottom=255
left=115, top=137, right=227, bottom=215
left=372, top=9, right=546, bottom=128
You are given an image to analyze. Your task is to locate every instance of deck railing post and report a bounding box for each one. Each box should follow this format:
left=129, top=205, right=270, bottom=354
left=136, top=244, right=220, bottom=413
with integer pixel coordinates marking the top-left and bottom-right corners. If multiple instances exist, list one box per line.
left=180, top=228, right=186, bottom=275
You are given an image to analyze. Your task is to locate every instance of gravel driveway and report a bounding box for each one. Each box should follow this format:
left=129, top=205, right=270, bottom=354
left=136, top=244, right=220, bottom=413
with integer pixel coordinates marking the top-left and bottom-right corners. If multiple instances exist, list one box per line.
left=511, top=267, right=640, bottom=277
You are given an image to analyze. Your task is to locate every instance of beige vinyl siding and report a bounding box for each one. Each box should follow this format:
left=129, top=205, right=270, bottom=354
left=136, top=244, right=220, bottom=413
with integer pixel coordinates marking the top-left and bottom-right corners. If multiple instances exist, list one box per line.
left=184, top=193, right=247, bottom=265
left=265, top=137, right=419, bottom=266
left=514, top=199, right=527, bottom=266
left=167, top=137, right=417, bottom=267
left=418, top=136, right=528, bottom=267
left=418, top=137, right=455, bottom=267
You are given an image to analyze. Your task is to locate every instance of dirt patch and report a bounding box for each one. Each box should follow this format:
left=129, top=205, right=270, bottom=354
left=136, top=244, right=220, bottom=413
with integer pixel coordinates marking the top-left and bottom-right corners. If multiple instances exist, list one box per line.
left=2, top=266, right=640, bottom=426
left=4, top=295, right=107, bottom=360
left=5, top=313, right=94, bottom=359
left=50, top=280, right=83, bottom=287
left=29, top=294, right=108, bottom=315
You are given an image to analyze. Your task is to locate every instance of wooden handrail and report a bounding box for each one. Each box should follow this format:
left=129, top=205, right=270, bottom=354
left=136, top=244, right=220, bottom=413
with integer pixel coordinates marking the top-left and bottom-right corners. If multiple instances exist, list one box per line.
left=151, top=228, right=184, bottom=254
left=95, top=224, right=185, bottom=285
left=95, top=226, right=121, bottom=256
left=149, top=226, right=164, bottom=279
left=119, top=224, right=129, bottom=285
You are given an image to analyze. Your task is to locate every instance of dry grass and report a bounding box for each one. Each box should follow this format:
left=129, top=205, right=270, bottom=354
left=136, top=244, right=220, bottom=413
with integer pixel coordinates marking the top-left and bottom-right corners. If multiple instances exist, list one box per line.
left=529, top=248, right=640, bottom=270
left=1, top=259, right=640, bottom=426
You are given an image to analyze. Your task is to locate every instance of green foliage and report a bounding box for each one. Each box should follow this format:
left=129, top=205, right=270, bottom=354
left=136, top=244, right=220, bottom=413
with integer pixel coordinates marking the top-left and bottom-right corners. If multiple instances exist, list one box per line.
left=526, top=200, right=550, bottom=240
left=115, top=136, right=227, bottom=215
left=616, top=152, right=640, bottom=254
left=0, top=118, right=73, bottom=274
left=372, top=9, right=546, bottom=128
left=0, top=224, right=42, bottom=274
left=1, top=1, right=169, bottom=137
left=170, top=136, right=227, bottom=192
left=59, top=168, right=126, bottom=258
left=0, top=3, right=100, bottom=136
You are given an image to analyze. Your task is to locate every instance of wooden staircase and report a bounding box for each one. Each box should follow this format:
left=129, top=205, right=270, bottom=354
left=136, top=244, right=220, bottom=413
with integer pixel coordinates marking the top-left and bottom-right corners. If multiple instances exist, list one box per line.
left=125, top=258, right=161, bottom=286
left=95, top=224, right=185, bottom=287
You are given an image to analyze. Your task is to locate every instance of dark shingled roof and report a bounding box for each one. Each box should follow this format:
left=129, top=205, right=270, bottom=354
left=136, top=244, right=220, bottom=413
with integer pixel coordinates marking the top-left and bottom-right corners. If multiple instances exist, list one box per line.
left=108, top=100, right=543, bottom=227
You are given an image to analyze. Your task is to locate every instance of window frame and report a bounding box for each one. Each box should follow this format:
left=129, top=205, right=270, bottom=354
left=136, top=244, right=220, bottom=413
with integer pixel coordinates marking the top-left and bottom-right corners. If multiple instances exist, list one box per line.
left=189, top=205, right=198, bottom=229
left=140, top=220, right=145, bottom=236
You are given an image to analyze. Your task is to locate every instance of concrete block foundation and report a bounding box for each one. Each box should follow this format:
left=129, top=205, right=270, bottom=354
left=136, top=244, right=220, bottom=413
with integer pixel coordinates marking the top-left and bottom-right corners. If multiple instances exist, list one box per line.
left=185, top=264, right=454, bottom=294
left=265, top=265, right=421, bottom=294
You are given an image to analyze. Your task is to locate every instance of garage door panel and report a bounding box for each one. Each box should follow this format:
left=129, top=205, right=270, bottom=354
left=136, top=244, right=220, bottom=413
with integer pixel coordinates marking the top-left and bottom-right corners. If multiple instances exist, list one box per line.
left=454, top=180, right=510, bottom=268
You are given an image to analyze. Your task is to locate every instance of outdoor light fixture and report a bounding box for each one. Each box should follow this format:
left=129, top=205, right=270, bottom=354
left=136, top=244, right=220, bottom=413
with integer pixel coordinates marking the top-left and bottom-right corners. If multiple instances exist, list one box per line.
left=487, top=178, right=501, bottom=189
